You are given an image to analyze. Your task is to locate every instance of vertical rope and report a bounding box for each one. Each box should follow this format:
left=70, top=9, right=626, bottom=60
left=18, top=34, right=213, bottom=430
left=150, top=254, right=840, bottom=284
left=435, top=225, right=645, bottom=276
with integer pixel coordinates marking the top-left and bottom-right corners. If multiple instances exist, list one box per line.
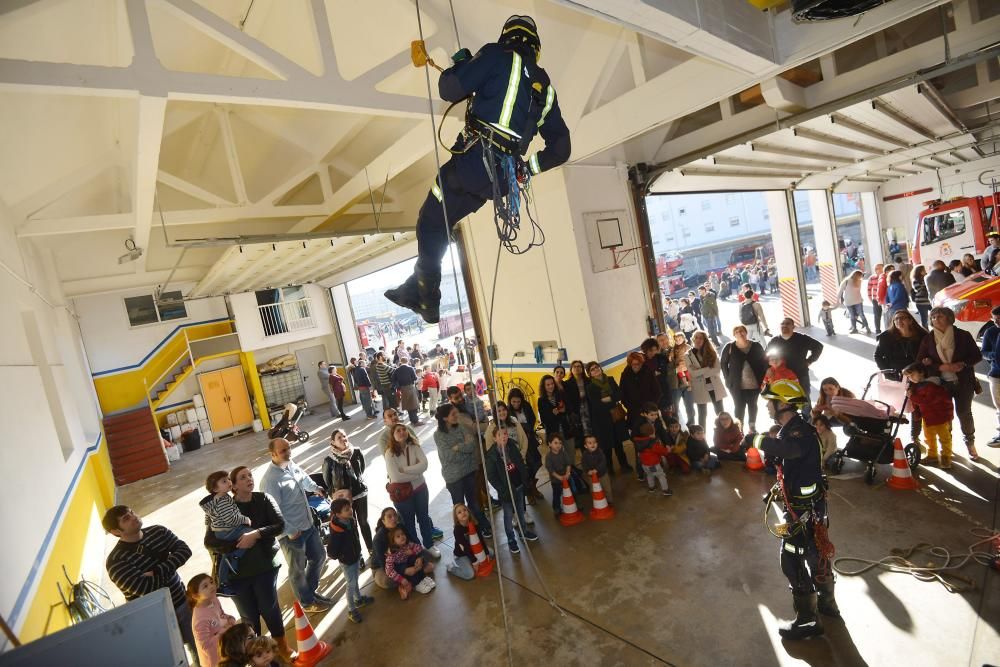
left=413, top=4, right=513, bottom=665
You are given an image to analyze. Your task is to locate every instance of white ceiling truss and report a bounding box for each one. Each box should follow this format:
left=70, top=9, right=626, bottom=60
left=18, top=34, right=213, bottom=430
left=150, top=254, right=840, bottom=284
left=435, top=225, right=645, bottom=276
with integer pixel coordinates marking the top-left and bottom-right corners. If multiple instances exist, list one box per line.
left=1, top=0, right=999, bottom=297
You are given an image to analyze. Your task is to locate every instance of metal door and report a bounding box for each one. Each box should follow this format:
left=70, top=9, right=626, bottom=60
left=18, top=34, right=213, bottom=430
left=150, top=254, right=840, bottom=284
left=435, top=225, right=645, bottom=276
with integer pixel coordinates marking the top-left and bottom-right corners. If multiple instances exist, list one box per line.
left=295, top=344, right=330, bottom=409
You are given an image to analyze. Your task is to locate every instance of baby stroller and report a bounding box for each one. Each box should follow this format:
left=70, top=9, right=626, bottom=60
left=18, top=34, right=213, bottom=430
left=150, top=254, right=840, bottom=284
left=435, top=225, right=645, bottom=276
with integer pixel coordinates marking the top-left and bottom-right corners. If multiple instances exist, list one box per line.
left=828, top=370, right=920, bottom=485
left=268, top=399, right=310, bottom=443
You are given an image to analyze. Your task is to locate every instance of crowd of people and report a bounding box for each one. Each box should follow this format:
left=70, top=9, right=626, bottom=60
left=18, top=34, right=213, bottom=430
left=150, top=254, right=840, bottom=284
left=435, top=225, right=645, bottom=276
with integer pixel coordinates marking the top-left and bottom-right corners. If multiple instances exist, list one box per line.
left=101, top=242, right=1000, bottom=664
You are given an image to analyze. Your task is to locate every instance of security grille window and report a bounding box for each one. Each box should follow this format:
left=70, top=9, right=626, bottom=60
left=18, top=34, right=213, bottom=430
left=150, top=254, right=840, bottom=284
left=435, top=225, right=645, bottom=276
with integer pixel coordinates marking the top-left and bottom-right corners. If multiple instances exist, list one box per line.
left=255, top=285, right=313, bottom=336
left=922, top=209, right=967, bottom=245
left=124, top=291, right=187, bottom=327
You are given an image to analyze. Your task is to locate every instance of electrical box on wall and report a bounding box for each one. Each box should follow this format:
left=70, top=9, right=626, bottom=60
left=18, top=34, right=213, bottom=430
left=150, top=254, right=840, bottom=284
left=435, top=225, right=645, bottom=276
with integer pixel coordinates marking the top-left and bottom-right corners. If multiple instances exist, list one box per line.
left=582, top=209, right=638, bottom=273
left=532, top=340, right=563, bottom=364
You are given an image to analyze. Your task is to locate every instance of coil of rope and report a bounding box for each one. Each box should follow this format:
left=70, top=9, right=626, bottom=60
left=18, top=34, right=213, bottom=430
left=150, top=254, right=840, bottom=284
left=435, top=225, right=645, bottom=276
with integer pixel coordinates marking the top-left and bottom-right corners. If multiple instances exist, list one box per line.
left=832, top=528, right=1000, bottom=594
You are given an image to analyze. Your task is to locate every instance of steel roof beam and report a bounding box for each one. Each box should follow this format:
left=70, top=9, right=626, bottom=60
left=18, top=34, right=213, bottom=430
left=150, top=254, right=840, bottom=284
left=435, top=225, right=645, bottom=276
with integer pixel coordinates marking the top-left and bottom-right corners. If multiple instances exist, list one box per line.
left=917, top=83, right=968, bottom=133
left=791, top=127, right=884, bottom=156
left=828, top=113, right=911, bottom=148
left=678, top=167, right=806, bottom=179
left=749, top=143, right=855, bottom=164
left=870, top=98, right=938, bottom=140
left=712, top=156, right=830, bottom=171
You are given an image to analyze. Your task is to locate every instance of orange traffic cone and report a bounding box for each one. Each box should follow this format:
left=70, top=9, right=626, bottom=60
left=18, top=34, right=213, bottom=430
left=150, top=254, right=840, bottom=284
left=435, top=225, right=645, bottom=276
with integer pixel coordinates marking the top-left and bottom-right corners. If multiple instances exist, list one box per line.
left=558, top=477, right=586, bottom=526
left=467, top=521, right=494, bottom=577
left=745, top=446, right=765, bottom=471
left=887, top=438, right=919, bottom=490
left=292, top=600, right=332, bottom=667
left=588, top=471, right=615, bottom=520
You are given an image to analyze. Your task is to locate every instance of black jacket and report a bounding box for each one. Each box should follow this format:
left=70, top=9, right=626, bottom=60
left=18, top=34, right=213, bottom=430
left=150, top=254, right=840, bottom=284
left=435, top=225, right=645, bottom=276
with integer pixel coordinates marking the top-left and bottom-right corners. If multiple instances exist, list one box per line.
left=440, top=42, right=570, bottom=171
left=203, top=492, right=283, bottom=580
left=719, top=341, right=768, bottom=393
left=326, top=516, right=361, bottom=565
left=538, top=390, right=572, bottom=439
left=873, top=331, right=923, bottom=373
left=759, top=415, right=823, bottom=509
left=485, top=440, right=527, bottom=503
left=321, top=449, right=368, bottom=498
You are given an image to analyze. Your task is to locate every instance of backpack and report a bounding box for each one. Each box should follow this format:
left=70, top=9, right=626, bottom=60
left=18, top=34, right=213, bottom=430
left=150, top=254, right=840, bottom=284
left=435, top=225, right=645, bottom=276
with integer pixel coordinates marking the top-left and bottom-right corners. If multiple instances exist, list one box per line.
left=739, top=300, right=759, bottom=325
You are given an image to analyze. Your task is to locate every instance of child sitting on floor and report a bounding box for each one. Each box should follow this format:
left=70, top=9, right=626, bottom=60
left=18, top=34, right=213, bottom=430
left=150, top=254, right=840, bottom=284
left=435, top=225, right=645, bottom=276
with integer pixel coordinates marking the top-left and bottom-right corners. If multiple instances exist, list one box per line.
left=712, top=412, right=746, bottom=461
left=633, top=422, right=673, bottom=496
left=448, top=503, right=491, bottom=580
left=813, top=414, right=839, bottom=470
left=580, top=434, right=613, bottom=505
left=903, top=362, right=954, bottom=469
left=686, top=425, right=720, bottom=475
left=661, top=417, right=690, bottom=474
left=385, top=526, right=436, bottom=599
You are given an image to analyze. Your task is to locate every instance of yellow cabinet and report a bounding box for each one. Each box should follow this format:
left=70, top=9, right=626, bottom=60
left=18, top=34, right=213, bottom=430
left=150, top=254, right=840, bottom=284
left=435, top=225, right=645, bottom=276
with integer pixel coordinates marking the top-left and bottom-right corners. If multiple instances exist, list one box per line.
left=199, top=366, right=254, bottom=435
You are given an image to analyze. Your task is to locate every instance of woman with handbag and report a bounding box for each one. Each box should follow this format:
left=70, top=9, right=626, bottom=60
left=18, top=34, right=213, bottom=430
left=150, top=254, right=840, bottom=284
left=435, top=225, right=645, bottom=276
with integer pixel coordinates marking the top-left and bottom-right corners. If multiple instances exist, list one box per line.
left=538, top=375, right=577, bottom=463
left=383, top=424, right=441, bottom=558
left=585, top=361, right=632, bottom=474
left=322, top=430, right=373, bottom=567
left=203, top=466, right=292, bottom=662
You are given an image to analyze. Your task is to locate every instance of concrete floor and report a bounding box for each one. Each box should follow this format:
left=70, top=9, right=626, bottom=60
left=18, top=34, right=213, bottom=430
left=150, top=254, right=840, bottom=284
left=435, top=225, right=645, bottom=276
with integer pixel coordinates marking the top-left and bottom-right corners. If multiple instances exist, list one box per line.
left=116, top=292, right=1000, bottom=667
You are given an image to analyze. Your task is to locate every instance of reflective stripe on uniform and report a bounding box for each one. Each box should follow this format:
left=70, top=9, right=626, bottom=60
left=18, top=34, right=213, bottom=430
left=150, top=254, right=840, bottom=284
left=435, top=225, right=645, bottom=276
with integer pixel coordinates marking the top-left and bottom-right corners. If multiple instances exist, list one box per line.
left=752, top=434, right=766, bottom=449
left=431, top=184, right=443, bottom=202
left=783, top=543, right=804, bottom=554
left=537, top=85, right=555, bottom=127
left=799, top=483, right=817, bottom=496
left=529, top=154, right=541, bottom=175
left=497, top=52, right=522, bottom=133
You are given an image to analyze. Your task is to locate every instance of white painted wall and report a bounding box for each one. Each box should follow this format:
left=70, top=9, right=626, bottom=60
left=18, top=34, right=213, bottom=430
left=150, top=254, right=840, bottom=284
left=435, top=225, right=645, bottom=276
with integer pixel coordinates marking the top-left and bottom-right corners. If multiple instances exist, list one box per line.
left=878, top=155, right=1000, bottom=250
left=230, top=283, right=337, bottom=352
left=72, top=283, right=228, bottom=373
left=0, top=201, right=105, bottom=636
left=562, top=164, right=652, bottom=363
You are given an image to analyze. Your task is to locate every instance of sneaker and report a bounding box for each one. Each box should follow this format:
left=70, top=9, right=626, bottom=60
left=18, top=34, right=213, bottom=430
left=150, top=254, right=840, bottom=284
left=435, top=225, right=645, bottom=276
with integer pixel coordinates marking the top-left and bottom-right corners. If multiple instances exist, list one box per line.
left=301, top=601, right=331, bottom=613
left=967, top=444, right=979, bottom=461
left=342, top=415, right=351, bottom=420
left=522, top=530, right=538, bottom=541
left=940, top=458, right=953, bottom=470
left=509, top=541, right=521, bottom=554
left=431, top=527, right=444, bottom=541
left=662, top=488, right=674, bottom=497
left=348, top=610, right=363, bottom=624
left=359, top=595, right=375, bottom=607
left=989, top=437, right=1000, bottom=449
left=414, top=578, right=435, bottom=594
left=647, top=485, right=656, bottom=494
left=427, top=546, right=442, bottom=559
left=313, top=593, right=336, bottom=605
left=481, top=527, right=493, bottom=539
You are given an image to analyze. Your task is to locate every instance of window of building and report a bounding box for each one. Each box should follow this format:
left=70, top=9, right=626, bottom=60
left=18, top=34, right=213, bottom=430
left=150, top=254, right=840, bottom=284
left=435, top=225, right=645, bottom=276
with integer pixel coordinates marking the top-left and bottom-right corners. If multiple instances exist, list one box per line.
left=729, top=217, right=740, bottom=227
left=701, top=200, right=711, bottom=211
left=124, top=291, right=187, bottom=328
left=705, top=222, right=715, bottom=232
left=682, top=228, right=691, bottom=237
left=678, top=207, right=687, bottom=216
left=665, top=232, right=674, bottom=242
left=763, top=210, right=770, bottom=221
left=921, top=209, right=968, bottom=245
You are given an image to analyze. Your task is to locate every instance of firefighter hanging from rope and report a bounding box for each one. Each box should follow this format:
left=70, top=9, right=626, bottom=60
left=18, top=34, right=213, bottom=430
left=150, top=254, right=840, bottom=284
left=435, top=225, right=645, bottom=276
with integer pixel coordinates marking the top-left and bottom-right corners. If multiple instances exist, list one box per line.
left=385, top=15, right=571, bottom=324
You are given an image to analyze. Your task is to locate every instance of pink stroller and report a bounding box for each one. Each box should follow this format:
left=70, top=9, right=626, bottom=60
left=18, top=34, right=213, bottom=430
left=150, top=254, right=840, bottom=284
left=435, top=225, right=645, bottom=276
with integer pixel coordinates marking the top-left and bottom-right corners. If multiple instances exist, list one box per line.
left=827, top=370, right=920, bottom=485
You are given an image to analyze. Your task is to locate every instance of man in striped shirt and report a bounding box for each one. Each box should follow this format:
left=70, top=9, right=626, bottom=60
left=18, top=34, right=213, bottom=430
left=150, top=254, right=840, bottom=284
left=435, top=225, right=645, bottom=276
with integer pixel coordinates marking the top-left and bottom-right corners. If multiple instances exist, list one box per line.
left=103, top=506, right=195, bottom=661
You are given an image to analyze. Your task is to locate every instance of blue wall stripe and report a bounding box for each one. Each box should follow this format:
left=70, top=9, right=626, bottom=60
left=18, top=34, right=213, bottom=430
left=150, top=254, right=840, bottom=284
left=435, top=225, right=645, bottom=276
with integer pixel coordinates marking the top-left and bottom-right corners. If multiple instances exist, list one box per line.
left=492, top=348, right=634, bottom=370
left=8, top=433, right=104, bottom=629
left=155, top=399, right=194, bottom=412
left=91, top=317, right=230, bottom=378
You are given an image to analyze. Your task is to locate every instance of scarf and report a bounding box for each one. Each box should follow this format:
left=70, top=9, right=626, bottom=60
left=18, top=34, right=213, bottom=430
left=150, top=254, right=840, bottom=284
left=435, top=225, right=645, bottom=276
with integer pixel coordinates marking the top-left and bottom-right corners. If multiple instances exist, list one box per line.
left=591, top=374, right=612, bottom=397
left=933, top=325, right=957, bottom=381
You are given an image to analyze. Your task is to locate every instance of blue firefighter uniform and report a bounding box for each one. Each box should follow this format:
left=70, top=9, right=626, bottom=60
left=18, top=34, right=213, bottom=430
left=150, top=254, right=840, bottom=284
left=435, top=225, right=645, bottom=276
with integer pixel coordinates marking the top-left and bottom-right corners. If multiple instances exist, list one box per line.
left=385, top=16, right=571, bottom=323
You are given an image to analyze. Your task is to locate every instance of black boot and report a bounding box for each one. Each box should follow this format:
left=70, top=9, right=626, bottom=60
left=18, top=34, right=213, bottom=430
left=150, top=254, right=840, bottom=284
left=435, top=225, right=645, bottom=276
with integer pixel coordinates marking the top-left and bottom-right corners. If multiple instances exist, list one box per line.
left=384, top=273, right=421, bottom=311
left=778, top=592, right=824, bottom=640
left=816, top=580, right=841, bottom=618
left=414, top=269, right=441, bottom=324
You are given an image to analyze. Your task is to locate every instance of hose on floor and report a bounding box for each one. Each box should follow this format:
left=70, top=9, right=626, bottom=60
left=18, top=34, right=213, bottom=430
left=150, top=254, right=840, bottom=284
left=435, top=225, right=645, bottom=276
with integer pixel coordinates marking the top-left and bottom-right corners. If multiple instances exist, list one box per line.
left=831, top=528, right=1000, bottom=593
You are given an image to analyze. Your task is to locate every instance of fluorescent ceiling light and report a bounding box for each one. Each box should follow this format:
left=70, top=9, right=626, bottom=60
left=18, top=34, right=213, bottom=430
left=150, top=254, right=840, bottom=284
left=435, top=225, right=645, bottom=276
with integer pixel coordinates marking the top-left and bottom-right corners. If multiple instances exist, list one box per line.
left=871, top=98, right=936, bottom=140
left=829, top=113, right=909, bottom=148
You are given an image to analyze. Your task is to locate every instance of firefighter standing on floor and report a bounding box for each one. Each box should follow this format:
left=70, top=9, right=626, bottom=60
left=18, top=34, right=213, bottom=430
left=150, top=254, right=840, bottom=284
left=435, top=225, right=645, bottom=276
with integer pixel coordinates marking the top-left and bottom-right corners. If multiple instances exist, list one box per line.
left=385, top=15, right=571, bottom=323
left=758, top=379, right=840, bottom=640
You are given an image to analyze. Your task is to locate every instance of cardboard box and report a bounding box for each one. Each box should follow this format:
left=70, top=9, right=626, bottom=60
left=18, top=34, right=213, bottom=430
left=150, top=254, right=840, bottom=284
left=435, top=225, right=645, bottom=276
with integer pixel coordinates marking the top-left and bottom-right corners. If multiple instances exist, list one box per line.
left=195, top=406, right=208, bottom=421
left=192, top=394, right=204, bottom=408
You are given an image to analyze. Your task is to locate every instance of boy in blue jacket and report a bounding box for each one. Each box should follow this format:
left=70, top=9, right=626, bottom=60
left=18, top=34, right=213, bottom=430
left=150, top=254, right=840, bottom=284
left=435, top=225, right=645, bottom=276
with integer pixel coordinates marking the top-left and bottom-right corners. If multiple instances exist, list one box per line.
left=981, top=305, right=1000, bottom=447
